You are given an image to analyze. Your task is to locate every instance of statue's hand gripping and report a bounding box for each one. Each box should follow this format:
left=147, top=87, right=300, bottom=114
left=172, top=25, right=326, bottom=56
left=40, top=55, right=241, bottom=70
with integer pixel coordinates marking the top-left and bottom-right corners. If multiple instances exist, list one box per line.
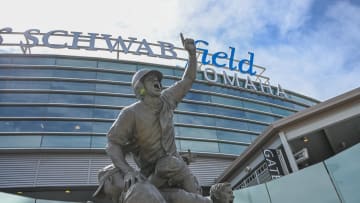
left=181, top=33, right=196, bottom=55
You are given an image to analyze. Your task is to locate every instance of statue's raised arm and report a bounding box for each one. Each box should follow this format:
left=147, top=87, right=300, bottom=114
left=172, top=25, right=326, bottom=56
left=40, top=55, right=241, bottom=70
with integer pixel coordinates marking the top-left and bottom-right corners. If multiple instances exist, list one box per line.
left=162, top=33, right=197, bottom=103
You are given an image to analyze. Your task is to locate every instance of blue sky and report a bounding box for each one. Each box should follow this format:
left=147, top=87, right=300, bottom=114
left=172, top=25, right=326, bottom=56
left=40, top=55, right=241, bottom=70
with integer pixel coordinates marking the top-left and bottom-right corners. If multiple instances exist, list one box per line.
left=1, top=0, right=359, bottom=101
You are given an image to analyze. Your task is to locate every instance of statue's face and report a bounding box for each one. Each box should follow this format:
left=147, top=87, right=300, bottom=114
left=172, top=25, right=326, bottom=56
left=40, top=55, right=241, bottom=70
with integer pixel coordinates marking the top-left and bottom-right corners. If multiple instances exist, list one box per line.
left=143, top=73, right=162, bottom=97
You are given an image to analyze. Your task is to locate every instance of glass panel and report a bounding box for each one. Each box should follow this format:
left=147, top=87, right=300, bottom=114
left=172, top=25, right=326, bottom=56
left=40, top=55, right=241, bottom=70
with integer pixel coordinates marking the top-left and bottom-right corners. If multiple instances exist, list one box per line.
left=0, top=57, right=12, bottom=64
left=0, top=136, right=41, bottom=148
left=43, top=121, right=93, bottom=132
left=94, top=96, right=136, bottom=106
left=178, top=102, right=246, bottom=119
left=219, top=143, right=247, bottom=155
left=47, top=107, right=93, bottom=118
left=0, top=107, right=47, bottom=117
left=56, top=58, right=97, bottom=68
left=271, top=107, right=293, bottom=116
left=245, top=111, right=278, bottom=123
left=176, top=127, right=217, bottom=139
left=12, top=56, right=55, bottom=65
left=266, top=162, right=340, bottom=203
left=41, top=135, right=91, bottom=148
left=233, top=184, right=271, bottom=203
left=98, top=61, right=136, bottom=71
left=50, top=81, right=96, bottom=91
left=180, top=140, right=219, bottom=153
left=184, top=92, right=211, bottom=102
left=216, top=118, right=248, bottom=130
left=211, top=95, right=243, bottom=107
left=0, top=68, right=53, bottom=77
left=93, top=122, right=112, bottom=133
left=216, top=130, right=253, bottom=143
left=93, top=108, right=120, bottom=119
left=175, top=114, right=215, bottom=126
left=1, top=81, right=50, bottom=89
left=53, top=69, right=96, bottom=79
left=0, top=93, right=49, bottom=103
left=325, top=143, right=360, bottom=203
left=0, top=121, right=45, bottom=132
left=91, top=136, right=107, bottom=148
left=49, top=94, right=94, bottom=104
left=0, top=192, right=35, bottom=203
left=96, top=83, right=133, bottom=94
left=96, top=72, right=132, bottom=82
left=247, top=123, right=267, bottom=133
left=243, top=101, right=271, bottom=113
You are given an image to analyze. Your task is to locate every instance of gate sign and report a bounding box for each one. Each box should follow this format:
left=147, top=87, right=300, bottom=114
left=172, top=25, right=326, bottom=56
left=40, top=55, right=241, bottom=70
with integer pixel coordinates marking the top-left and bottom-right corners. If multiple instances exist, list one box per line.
left=263, top=149, right=285, bottom=179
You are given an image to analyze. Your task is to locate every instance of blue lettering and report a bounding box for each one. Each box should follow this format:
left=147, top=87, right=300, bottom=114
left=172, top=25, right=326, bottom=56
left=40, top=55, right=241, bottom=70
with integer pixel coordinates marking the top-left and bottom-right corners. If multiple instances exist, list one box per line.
left=212, top=52, right=227, bottom=67
left=195, top=40, right=210, bottom=65
left=228, top=47, right=237, bottom=71
left=238, top=52, right=256, bottom=76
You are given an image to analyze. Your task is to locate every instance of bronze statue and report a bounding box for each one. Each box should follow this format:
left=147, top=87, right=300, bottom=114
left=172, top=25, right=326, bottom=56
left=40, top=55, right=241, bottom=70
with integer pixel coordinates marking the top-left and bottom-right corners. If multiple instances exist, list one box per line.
left=94, top=34, right=234, bottom=203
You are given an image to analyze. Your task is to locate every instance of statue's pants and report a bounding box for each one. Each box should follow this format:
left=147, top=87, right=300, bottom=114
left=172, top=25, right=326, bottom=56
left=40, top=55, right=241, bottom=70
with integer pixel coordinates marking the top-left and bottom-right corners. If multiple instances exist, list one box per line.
left=149, top=155, right=202, bottom=194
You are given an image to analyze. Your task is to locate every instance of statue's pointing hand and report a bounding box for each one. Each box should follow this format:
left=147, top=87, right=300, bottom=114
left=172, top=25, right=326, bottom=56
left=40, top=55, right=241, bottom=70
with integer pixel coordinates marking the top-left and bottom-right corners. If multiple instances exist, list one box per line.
left=181, top=33, right=196, bottom=54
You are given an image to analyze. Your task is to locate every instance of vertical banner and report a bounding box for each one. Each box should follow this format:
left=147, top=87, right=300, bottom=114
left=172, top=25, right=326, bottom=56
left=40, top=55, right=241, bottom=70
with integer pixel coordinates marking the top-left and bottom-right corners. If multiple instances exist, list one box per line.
left=263, top=149, right=285, bottom=179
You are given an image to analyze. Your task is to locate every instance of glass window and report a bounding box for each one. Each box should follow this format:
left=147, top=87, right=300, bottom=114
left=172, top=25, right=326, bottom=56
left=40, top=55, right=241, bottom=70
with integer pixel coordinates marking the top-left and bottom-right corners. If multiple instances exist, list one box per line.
left=233, top=184, right=271, bottom=203
left=245, top=111, right=278, bottom=123
left=180, top=140, right=219, bottom=153
left=176, top=127, right=217, bottom=139
left=0, top=136, right=41, bottom=148
left=98, top=61, right=136, bottom=71
left=178, top=102, right=246, bottom=119
left=96, top=72, right=132, bottom=82
left=50, top=81, right=96, bottom=91
left=216, top=118, right=248, bottom=130
left=0, top=107, right=47, bottom=117
left=271, top=107, right=294, bottom=116
left=56, top=58, right=97, bottom=68
left=47, top=107, right=94, bottom=118
left=247, top=123, right=267, bottom=133
left=12, top=57, right=55, bottom=65
left=43, top=121, right=93, bottom=132
left=91, top=136, right=107, bottom=148
left=41, top=135, right=91, bottom=148
left=184, top=92, right=211, bottom=102
left=1, top=81, right=50, bottom=89
left=0, top=57, right=12, bottom=64
left=211, top=95, right=243, bottom=107
left=96, top=83, right=133, bottom=94
left=92, top=122, right=112, bottom=133
left=49, top=94, right=94, bottom=104
left=0, top=68, right=53, bottom=77
left=243, top=101, right=272, bottom=113
left=216, top=130, right=253, bottom=143
left=266, top=162, right=340, bottom=203
left=175, top=114, right=215, bottom=126
left=325, top=143, right=360, bottom=203
left=0, top=93, right=49, bottom=103
left=53, top=69, right=96, bottom=79
left=137, top=65, right=174, bottom=76
left=0, top=121, right=45, bottom=132
left=94, top=95, right=136, bottom=106
left=219, top=143, right=247, bottom=155
left=93, top=108, right=120, bottom=119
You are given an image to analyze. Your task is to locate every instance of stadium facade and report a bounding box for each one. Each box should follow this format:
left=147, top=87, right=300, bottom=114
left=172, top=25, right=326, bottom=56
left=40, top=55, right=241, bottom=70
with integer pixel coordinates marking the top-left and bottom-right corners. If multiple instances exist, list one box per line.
left=0, top=28, right=319, bottom=202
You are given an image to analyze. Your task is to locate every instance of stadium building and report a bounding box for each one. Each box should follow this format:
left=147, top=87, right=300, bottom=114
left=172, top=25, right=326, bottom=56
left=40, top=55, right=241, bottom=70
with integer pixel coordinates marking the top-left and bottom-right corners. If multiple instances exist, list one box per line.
left=0, top=28, right=319, bottom=202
